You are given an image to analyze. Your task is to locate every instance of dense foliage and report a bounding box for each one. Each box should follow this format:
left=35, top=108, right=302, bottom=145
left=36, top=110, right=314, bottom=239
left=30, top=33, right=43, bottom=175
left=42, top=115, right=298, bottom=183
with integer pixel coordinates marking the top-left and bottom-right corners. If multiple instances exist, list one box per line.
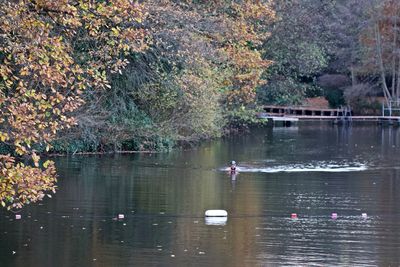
left=66, top=0, right=276, bottom=152
left=259, top=0, right=400, bottom=112
left=0, top=0, right=275, bottom=209
left=3, top=0, right=399, bottom=209
left=0, top=0, right=146, bottom=209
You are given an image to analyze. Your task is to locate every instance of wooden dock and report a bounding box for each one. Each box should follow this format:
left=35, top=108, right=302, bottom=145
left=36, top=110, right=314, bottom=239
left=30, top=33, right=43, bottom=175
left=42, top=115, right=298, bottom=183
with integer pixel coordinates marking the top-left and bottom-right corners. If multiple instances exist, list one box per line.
left=263, top=105, right=348, bottom=116
left=259, top=105, right=400, bottom=126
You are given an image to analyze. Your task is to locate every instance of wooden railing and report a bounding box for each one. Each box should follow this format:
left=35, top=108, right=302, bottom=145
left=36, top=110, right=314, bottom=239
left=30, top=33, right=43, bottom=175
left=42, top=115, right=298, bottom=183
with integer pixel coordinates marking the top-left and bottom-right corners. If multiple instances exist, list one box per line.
left=263, top=105, right=351, bottom=117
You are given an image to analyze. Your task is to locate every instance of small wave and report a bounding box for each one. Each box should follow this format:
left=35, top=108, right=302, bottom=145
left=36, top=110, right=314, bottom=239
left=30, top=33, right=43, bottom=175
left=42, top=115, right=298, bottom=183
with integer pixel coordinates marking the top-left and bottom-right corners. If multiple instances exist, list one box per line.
left=221, top=162, right=367, bottom=173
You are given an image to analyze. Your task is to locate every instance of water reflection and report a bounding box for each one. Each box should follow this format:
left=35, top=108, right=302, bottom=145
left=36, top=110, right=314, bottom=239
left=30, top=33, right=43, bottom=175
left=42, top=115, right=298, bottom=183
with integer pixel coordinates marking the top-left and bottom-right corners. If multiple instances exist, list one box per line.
left=205, top=217, right=227, bottom=226
left=2, top=124, right=400, bottom=266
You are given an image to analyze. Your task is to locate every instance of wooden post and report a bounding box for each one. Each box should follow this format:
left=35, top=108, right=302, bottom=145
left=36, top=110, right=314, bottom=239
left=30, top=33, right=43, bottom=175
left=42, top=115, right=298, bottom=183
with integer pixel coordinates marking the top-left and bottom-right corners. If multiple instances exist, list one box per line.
left=382, top=103, right=385, bottom=116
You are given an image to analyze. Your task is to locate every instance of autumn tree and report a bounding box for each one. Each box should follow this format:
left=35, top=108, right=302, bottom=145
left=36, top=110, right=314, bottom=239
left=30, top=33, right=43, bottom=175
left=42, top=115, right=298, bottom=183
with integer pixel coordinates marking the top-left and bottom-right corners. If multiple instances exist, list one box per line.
left=143, top=0, right=275, bottom=129
left=71, top=0, right=276, bottom=149
left=361, top=0, right=400, bottom=107
left=0, top=0, right=146, bottom=209
left=0, top=0, right=276, bottom=210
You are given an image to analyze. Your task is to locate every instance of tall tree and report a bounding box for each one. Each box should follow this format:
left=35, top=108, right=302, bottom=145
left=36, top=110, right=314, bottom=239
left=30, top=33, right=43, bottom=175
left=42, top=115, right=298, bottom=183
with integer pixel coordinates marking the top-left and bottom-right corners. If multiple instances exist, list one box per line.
left=363, top=0, right=400, bottom=106
left=0, top=0, right=146, bottom=209
left=82, top=0, right=276, bottom=144
left=259, top=0, right=337, bottom=105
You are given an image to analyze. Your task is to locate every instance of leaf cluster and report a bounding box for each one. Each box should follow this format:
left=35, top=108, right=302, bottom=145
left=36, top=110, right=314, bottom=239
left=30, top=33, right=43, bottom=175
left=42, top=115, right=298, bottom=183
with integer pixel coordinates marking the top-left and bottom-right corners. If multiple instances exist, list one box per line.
left=0, top=0, right=146, bottom=209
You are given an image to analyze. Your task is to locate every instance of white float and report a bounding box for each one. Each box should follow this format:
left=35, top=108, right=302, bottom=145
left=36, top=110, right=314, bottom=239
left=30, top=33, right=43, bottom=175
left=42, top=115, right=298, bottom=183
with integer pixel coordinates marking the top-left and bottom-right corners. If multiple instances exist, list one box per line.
left=205, top=210, right=228, bottom=217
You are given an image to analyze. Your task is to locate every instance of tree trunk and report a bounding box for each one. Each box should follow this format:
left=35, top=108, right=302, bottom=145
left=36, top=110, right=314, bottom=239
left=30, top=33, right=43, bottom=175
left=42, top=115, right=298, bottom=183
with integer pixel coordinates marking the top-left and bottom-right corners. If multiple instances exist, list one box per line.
left=375, top=23, right=391, bottom=106
left=397, top=54, right=400, bottom=100
left=350, top=66, right=356, bottom=87
left=392, top=16, right=397, bottom=98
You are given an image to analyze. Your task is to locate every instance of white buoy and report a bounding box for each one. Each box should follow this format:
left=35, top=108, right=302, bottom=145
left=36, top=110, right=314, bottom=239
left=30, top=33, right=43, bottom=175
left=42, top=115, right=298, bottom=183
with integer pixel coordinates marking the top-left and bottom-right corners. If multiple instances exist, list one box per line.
left=118, top=214, right=124, bottom=219
left=362, top=213, right=367, bottom=218
left=205, top=210, right=228, bottom=217
left=15, top=214, right=21, bottom=220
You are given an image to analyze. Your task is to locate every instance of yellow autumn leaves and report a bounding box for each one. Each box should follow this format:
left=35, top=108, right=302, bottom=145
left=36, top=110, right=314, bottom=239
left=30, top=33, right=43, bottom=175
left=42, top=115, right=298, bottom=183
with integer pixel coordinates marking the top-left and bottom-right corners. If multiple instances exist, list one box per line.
left=0, top=0, right=147, bottom=209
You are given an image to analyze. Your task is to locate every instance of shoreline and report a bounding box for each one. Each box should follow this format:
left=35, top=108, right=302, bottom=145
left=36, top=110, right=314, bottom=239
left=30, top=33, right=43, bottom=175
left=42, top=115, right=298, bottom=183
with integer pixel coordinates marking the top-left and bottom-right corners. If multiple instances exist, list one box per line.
left=47, top=150, right=163, bottom=157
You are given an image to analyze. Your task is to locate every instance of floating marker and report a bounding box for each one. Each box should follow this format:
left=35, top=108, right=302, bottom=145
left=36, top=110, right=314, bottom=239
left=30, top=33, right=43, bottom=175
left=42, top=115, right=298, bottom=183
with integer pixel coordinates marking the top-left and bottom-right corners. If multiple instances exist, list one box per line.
left=331, top=213, right=338, bottom=219
left=291, top=213, right=297, bottom=219
left=205, top=210, right=228, bottom=217
left=205, top=210, right=228, bottom=225
left=118, top=214, right=125, bottom=219
left=362, top=213, right=367, bottom=218
left=15, top=214, right=21, bottom=220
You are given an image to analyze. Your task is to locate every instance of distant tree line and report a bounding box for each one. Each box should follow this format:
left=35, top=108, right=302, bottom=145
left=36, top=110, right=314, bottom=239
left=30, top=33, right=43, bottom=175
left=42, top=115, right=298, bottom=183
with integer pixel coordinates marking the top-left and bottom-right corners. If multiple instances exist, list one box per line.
left=258, top=0, right=400, bottom=115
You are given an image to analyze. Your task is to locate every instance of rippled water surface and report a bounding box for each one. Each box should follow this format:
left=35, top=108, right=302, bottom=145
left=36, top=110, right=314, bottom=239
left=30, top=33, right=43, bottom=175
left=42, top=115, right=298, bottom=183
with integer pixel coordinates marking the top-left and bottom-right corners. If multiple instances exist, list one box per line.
left=2, top=124, right=400, bottom=266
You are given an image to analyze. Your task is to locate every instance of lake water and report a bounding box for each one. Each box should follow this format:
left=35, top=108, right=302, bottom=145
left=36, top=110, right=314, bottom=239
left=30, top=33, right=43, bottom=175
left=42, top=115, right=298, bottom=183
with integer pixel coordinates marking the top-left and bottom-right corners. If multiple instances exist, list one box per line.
left=1, top=124, right=400, bottom=266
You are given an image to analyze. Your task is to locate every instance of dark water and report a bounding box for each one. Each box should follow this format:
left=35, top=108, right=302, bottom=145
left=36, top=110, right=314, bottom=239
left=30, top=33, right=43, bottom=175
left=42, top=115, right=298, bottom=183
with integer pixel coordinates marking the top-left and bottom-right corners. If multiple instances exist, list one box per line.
left=2, top=124, right=400, bottom=266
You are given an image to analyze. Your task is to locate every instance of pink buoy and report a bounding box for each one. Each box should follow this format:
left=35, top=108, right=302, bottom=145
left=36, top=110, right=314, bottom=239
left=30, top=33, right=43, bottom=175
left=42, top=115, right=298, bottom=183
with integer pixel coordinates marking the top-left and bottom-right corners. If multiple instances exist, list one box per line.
left=118, top=214, right=124, bottom=219
left=15, top=214, right=21, bottom=220
left=331, top=213, right=338, bottom=219
left=291, top=213, right=297, bottom=219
